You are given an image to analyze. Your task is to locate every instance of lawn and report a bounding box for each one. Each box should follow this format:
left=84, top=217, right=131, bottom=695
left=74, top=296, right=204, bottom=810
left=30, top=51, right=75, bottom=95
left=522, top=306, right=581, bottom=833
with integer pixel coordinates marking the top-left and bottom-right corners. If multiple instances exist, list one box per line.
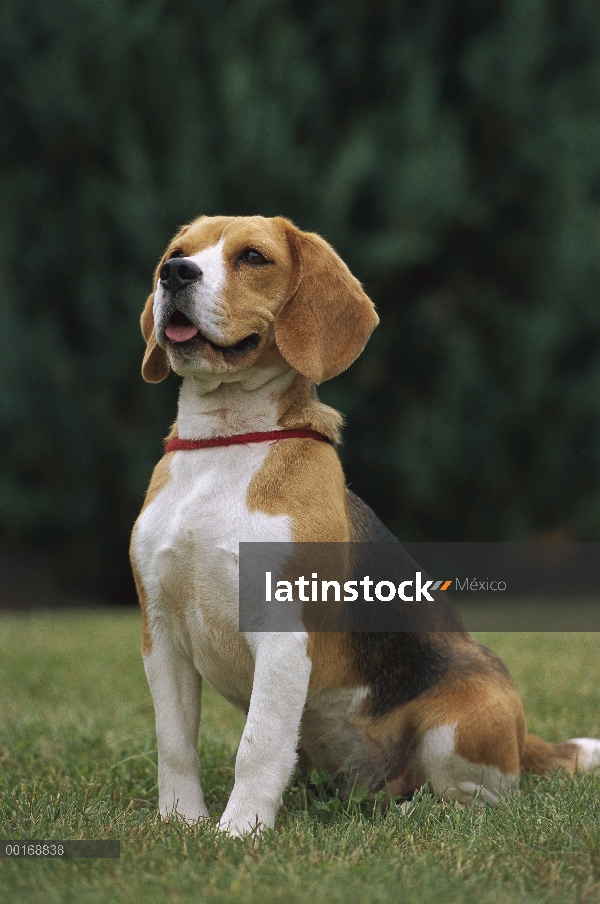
left=0, top=610, right=599, bottom=903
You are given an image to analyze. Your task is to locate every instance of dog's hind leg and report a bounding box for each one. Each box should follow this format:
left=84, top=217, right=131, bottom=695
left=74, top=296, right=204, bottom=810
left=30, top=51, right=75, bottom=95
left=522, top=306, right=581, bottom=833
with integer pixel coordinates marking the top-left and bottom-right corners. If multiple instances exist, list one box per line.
left=420, top=722, right=519, bottom=805
left=412, top=677, right=524, bottom=806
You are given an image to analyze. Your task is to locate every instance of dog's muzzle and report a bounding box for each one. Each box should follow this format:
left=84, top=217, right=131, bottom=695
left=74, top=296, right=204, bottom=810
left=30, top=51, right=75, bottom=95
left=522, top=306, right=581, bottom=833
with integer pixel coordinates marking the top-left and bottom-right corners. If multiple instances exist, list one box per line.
left=156, top=258, right=261, bottom=353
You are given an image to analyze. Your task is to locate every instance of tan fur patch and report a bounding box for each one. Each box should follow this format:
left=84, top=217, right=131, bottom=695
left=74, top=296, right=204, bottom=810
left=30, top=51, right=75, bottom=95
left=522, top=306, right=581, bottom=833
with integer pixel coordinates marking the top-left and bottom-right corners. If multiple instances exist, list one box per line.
left=141, top=292, right=169, bottom=383
left=246, top=439, right=349, bottom=542
left=521, top=734, right=579, bottom=774
left=278, top=375, right=343, bottom=444
left=307, top=633, right=359, bottom=691
left=164, top=216, right=234, bottom=266
left=208, top=218, right=297, bottom=349
left=452, top=681, right=524, bottom=774
left=165, top=420, right=178, bottom=442
left=246, top=428, right=357, bottom=690
left=140, top=453, right=173, bottom=514
left=130, top=550, right=153, bottom=655
left=274, top=224, right=379, bottom=384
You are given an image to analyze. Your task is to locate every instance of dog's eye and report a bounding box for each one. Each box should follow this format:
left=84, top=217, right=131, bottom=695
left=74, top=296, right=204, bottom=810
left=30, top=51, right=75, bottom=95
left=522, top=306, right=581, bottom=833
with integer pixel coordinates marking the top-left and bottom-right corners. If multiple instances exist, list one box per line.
left=239, top=249, right=267, bottom=265
left=168, top=249, right=185, bottom=259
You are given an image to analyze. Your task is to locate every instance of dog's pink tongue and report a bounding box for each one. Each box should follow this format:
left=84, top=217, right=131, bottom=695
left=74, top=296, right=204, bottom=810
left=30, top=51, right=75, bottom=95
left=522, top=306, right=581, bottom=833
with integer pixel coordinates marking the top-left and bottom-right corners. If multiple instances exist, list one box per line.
left=165, top=322, right=199, bottom=342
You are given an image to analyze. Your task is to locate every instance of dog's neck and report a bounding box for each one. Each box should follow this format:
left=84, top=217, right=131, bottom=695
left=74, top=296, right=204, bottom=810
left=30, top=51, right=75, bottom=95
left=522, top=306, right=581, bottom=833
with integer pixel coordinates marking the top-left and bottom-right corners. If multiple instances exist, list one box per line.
left=176, top=369, right=343, bottom=444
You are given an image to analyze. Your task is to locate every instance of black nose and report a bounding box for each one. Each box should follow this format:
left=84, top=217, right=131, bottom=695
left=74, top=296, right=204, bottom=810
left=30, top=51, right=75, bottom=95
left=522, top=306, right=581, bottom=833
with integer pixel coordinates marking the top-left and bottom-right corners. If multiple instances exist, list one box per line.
left=159, top=258, right=202, bottom=294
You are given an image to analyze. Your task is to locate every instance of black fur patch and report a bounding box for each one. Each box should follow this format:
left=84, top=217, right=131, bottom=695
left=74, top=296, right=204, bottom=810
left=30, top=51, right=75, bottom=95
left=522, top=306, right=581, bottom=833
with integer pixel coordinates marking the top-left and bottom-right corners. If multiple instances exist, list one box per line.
left=350, top=632, right=455, bottom=716
left=346, top=490, right=468, bottom=715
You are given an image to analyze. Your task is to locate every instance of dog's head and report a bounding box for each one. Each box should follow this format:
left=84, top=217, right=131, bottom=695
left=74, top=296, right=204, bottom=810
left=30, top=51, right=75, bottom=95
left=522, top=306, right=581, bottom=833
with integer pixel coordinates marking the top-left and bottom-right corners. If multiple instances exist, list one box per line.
left=141, top=215, right=378, bottom=385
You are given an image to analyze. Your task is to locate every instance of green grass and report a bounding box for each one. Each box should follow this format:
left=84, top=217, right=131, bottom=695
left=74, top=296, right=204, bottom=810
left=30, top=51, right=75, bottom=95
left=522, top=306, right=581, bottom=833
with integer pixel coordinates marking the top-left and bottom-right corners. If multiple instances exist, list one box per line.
left=0, top=611, right=599, bottom=903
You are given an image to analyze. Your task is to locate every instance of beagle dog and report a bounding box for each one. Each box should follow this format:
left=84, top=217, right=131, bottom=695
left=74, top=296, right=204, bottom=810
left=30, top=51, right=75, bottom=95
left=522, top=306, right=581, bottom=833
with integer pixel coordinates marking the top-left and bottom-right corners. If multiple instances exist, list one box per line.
left=130, top=215, right=600, bottom=836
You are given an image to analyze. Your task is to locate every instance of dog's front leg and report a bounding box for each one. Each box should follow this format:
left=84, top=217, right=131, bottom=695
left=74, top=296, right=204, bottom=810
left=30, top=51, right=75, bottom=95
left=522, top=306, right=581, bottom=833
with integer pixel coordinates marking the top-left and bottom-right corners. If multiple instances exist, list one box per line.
left=144, top=631, right=209, bottom=823
left=219, top=632, right=312, bottom=837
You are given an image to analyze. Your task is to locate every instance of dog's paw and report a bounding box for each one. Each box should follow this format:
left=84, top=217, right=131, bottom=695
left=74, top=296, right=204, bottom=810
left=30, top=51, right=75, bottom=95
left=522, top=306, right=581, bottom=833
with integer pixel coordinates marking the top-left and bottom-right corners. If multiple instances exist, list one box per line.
left=161, top=812, right=211, bottom=827
left=217, top=802, right=275, bottom=838
left=159, top=802, right=211, bottom=825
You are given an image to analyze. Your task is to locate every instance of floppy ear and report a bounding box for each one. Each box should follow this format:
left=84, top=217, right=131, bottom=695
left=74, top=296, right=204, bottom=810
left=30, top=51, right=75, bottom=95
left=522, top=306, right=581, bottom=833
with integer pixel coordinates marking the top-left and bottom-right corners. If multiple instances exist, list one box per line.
left=274, top=224, right=378, bottom=384
left=140, top=292, right=169, bottom=383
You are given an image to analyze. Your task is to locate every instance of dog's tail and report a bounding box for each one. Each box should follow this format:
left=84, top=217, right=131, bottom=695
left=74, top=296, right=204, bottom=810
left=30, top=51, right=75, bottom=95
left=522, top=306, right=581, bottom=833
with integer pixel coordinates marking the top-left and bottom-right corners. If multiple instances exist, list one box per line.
left=521, top=733, right=600, bottom=774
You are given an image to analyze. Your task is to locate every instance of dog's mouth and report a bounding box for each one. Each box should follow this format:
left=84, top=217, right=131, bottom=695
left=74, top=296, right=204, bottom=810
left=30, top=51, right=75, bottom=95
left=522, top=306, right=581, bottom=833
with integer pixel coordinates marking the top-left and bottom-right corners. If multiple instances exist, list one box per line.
left=165, top=311, right=260, bottom=354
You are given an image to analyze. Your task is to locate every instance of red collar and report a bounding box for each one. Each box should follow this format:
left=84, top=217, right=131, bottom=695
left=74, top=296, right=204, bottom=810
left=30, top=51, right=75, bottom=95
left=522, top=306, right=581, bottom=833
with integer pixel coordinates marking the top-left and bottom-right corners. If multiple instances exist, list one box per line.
left=164, top=428, right=332, bottom=453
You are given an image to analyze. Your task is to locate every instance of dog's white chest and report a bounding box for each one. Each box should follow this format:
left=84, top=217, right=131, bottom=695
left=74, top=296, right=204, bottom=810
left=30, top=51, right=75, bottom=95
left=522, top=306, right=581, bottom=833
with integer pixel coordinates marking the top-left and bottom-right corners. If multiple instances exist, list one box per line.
left=132, top=444, right=291, bottom=703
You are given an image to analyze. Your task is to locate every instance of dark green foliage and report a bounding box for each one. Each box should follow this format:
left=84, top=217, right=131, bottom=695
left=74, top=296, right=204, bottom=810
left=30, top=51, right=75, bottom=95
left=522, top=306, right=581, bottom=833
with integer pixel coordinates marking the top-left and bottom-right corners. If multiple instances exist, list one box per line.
left=0, top=0, right=599, bottom=595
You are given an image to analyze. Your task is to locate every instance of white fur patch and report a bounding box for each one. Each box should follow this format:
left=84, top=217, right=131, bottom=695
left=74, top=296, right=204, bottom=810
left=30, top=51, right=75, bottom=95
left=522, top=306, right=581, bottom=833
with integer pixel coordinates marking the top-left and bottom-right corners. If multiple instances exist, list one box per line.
left=569, top=738, right=600, bottom=771
left=177, top=370, right=295, bottom=440
left=420, top=724, right=517, bottom=805
left=132, top=440, right=292, bottom=686
left=151, top=238, right=227, bottom=345
left=187, top=238, right=227, bottom=342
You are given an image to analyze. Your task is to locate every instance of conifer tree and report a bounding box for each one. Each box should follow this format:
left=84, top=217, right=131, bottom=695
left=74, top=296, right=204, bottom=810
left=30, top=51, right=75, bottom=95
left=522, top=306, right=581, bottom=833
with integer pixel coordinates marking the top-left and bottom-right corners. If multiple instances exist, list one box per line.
left=0, top=0, right=599, bottom=594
